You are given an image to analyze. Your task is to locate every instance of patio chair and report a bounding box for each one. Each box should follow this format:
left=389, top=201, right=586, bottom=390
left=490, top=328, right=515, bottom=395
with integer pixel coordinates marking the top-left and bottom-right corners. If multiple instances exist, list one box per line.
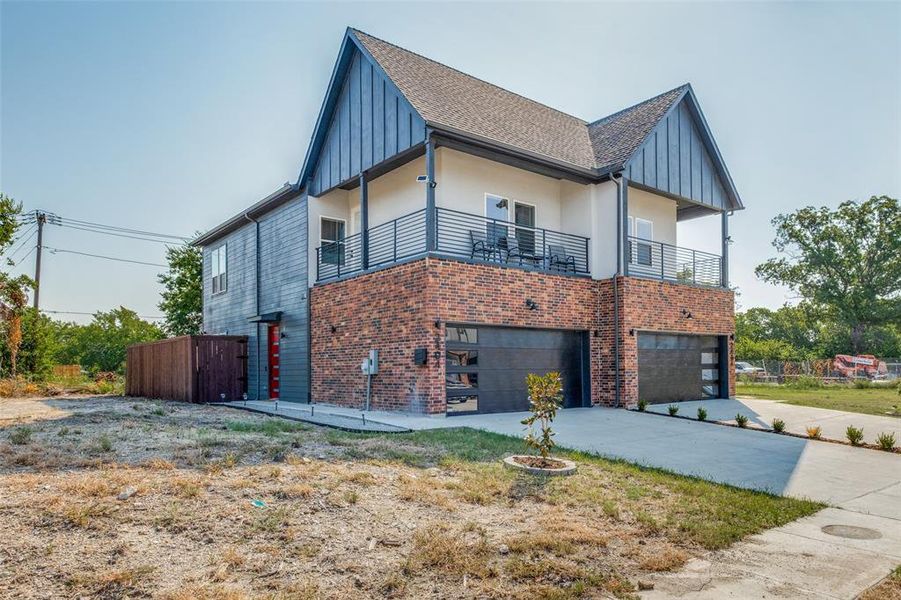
left=548, top=244, right=577, bottom=273
left=469, top=230, right=497, bottom=261
left=505, top=237, right=542, bottom=267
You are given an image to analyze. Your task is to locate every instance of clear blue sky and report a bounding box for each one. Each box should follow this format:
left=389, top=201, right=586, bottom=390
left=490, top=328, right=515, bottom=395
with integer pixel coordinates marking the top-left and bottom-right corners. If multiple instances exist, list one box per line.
left=2, top=1, right=898, bottom=323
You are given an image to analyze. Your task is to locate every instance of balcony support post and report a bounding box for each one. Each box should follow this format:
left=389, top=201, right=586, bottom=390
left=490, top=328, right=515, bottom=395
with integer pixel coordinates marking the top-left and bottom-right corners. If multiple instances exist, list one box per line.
left=721, top=211, right=729, bottom=288
left=621, top=177, right=629, bottom=275
left=360, top=172, right=369, bottom=270
left=425, top=133, right=437, bottom=252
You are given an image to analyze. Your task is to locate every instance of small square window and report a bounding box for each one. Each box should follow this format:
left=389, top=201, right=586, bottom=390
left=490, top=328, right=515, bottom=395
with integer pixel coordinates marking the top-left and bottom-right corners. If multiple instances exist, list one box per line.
left=446, top=327, right=478, bottom=344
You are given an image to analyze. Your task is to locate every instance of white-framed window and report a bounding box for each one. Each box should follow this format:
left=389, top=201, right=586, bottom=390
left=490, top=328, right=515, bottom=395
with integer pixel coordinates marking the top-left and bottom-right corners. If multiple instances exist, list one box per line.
left=627, top=217, right=654, bottom=266
left=320, top=216, right=346, bottom=266
left=483, top=194, right=538, bottom=253
left=210, top=244, right=227, bottom=294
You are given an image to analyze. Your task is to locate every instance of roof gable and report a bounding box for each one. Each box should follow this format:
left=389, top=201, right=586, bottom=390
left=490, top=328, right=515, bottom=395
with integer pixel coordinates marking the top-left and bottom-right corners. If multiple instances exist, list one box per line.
left=299, top=30, right=425, bottom=196
left=619, top=87, right=743, bottom=212
left=352, top=29, right=596, bottom=171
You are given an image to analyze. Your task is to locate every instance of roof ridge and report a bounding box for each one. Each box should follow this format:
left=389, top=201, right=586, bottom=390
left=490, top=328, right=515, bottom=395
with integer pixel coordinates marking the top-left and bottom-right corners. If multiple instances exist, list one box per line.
left=587, top=83, right=690, bottom=127
left=349, top=28, right=588, bottom=125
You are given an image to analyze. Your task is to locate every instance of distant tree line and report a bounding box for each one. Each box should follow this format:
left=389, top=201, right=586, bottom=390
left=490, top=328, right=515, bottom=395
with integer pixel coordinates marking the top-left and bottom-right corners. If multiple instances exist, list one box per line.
left=740, top=195, right=900, bottom=360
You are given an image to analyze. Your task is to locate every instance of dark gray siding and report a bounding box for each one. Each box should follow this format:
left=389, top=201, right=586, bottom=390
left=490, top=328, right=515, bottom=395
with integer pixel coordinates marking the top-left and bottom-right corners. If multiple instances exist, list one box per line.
left=202, top=194, right=309, bottom=402
left=309, top=48, right=426, bottom=196
left=625, top=100, right=729, bottom=211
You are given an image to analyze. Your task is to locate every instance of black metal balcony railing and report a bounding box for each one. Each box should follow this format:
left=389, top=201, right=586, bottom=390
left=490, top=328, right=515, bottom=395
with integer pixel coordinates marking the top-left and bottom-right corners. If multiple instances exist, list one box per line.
left=316, top=210, right=724, bottom=287
left=434, top=207, right=590, bottom=274
left=627, top=236, right=723, bottom=287
left=316, top=207, right=590, bottom=281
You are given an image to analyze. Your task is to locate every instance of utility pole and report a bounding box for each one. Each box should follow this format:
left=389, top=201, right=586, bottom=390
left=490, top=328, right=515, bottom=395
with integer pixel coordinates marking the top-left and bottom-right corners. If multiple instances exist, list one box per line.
left=33, top=211, right=46, bottom=309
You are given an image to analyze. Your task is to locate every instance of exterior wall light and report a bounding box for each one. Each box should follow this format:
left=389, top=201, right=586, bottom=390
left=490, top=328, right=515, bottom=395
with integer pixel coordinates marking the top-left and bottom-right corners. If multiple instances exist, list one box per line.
left=525, top=299, right=538, bottom=311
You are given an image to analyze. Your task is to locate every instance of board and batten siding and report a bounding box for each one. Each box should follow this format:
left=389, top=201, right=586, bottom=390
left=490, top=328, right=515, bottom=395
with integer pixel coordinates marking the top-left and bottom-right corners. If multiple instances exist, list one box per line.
left=625, top=100, right=730, bottom=212
left=202, top=195, right=309, bottom=403
left=309, top=48, right=426, bottom=197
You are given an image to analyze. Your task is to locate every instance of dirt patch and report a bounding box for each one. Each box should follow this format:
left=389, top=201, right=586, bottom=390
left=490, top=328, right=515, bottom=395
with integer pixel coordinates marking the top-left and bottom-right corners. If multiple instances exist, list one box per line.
left=0, top=396, right=817, bottom=599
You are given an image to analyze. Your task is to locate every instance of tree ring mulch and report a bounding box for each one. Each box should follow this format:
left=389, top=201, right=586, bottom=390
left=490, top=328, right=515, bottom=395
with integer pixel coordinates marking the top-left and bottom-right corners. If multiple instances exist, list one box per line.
left=503, top=455, right=577, bottom=476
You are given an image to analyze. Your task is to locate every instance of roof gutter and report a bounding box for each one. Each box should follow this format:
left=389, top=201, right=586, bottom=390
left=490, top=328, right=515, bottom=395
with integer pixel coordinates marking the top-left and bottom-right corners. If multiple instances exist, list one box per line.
left=610, top=172, right=625, bottom=408
left=427, top=121, right=612, bottom=182
left=244, top=212, right=262, bottom=402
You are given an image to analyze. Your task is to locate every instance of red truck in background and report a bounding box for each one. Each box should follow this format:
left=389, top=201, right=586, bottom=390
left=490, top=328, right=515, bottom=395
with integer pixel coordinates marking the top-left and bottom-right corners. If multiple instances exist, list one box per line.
left=833, top=354, right=889, bottom=379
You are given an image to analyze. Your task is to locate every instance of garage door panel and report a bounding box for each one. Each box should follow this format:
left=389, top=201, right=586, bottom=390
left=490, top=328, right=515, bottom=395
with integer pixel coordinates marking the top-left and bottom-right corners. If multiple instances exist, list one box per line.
left=638, top=333, right=722, bottom=404
left=446, top=326, right=585, bottom=414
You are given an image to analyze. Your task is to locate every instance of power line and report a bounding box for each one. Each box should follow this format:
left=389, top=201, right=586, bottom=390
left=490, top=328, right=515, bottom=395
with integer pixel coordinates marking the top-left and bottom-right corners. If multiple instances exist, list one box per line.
left=41, top=309, right=165, bottom=320
left=13, top=246, right=36, bottom=265
left=51, top=215, right=190, bottom=241
left=43, top=246, right=168, bottom=268
left=7, top=227, right=38, bottom=261
left=50, top=222, right=182, bottom=245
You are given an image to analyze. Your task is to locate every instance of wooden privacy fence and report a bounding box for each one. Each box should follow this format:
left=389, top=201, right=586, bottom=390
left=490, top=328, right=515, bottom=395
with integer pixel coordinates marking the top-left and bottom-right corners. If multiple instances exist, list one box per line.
left=126, top=335, right=248, bottom=403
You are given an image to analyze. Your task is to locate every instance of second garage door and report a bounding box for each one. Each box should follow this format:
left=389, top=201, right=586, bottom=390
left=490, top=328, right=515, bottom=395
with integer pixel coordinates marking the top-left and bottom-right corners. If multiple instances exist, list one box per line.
left=445, top=325, right=587, bottom=415
left=637, top=333, right=724, bottom=403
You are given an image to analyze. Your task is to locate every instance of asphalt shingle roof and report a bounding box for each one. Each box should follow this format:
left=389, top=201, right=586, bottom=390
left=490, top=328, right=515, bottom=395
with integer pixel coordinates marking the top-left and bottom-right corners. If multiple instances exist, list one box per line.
left=352, top=29, right=688, bottom=174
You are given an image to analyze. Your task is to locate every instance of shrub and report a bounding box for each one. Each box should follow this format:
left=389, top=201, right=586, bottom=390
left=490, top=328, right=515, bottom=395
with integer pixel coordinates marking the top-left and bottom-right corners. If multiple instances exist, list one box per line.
left=845, top=426, right=864, bottom=446
left=735, top=414, right=748, bottom=428
left=9, top=426, right=33, bottom=445
left=521, top=372, right=563, bottom=459
left=852, top=379, right=873, bottom=389
left=697, top=407, right=707, bottom=421
left=806, top=426, right=822, bottom=440
left=637, top=399, right=648, bottom=412
left=772, top=418, right=786, bottom=433
left=667, top=404, right=679, bottom=416
left=875, top=432, right=896, bottom=451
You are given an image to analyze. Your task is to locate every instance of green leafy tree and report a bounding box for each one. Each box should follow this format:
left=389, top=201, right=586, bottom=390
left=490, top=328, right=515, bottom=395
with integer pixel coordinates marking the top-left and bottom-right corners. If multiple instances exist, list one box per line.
left=158, top=240, right=202, bottom=336
left=0, top=195, right=34, bottom=376
left=0, top=308, right=57, bottom=379
left=64, top=307, right=163, bottom=374
left=756, top=196, right=901, bottom=353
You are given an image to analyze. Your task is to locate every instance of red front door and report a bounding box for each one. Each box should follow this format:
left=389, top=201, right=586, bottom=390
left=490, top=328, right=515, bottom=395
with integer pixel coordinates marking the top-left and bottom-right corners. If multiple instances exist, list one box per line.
left=268, top=325, right=280, bottom=399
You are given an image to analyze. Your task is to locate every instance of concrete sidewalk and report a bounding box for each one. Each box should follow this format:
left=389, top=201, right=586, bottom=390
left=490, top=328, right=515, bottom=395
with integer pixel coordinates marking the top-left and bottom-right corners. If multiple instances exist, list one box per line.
left=647, top=397, right=901, bottom=445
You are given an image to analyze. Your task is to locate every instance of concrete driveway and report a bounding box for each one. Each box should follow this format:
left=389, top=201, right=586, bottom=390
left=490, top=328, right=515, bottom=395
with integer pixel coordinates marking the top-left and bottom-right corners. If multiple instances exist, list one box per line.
left=646, top=397, right=901, bottom=445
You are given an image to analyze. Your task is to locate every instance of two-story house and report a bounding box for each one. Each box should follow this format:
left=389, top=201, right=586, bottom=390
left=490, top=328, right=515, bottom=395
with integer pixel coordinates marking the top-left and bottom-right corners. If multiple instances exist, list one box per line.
left=193, top=28, right=742, bottom=415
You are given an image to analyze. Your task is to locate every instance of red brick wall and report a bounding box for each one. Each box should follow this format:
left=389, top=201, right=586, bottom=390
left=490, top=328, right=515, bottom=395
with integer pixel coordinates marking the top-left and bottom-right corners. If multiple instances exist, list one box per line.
left=309, top=260, right=442, bottom=413
left=617, top=277, right=736, bottom=406
left=310, top=258, right=735, bottom=414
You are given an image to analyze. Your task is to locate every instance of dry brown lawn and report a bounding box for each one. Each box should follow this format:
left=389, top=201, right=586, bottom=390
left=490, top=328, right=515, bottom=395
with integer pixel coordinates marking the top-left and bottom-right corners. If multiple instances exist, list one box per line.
left=0, top=396, right=820, bottom=599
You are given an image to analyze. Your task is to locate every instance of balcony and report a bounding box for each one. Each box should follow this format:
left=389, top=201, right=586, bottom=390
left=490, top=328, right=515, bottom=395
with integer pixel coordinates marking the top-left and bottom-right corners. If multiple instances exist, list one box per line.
left=626, top=236, right=723, bottom=287
left=316, top=207, right=590, bottom=281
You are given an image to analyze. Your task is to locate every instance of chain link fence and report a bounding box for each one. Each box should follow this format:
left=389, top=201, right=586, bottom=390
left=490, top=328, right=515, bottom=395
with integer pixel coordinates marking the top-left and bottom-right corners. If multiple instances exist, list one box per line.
left=736, top=357, right=901, bottom=383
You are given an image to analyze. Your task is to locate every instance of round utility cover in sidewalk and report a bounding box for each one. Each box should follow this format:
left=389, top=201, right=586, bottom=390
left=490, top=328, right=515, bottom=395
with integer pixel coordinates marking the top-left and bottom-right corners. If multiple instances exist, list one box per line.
left=821, top=524, right=882, bottom=540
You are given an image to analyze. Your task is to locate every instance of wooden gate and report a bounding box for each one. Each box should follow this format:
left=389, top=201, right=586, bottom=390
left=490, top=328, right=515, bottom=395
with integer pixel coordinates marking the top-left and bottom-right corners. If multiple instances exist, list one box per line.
left=126, top=335, right=248, bottom=403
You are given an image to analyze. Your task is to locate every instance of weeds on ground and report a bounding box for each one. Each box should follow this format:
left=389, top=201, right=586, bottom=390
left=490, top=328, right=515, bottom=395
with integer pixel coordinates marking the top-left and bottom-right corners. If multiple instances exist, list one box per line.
left=9, top=426, right=33, bottom=445
left=845, top=426, right=864, bottom=446
left=637, top=399, right=648, bottom=412
left=876, top=432, right=896, bottom=452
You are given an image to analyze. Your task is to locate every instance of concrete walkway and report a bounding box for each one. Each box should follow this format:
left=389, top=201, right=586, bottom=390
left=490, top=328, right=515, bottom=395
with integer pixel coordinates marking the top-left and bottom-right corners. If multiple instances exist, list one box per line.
left=230, top=400, right=901, bottom=598
left=647, top=397, right=901, bottom=445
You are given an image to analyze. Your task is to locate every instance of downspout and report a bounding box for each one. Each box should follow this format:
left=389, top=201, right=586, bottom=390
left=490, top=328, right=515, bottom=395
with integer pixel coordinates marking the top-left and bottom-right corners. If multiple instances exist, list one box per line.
left=610, top=174, right=624, bottom=408
left=244, top=212, right=261, bottom=401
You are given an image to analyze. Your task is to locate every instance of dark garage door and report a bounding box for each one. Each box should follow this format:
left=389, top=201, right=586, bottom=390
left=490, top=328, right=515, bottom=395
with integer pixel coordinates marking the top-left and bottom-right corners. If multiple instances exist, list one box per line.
left=445, top=325, right=587, bottom=415
left=637, top=333, right=723, bottom=403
